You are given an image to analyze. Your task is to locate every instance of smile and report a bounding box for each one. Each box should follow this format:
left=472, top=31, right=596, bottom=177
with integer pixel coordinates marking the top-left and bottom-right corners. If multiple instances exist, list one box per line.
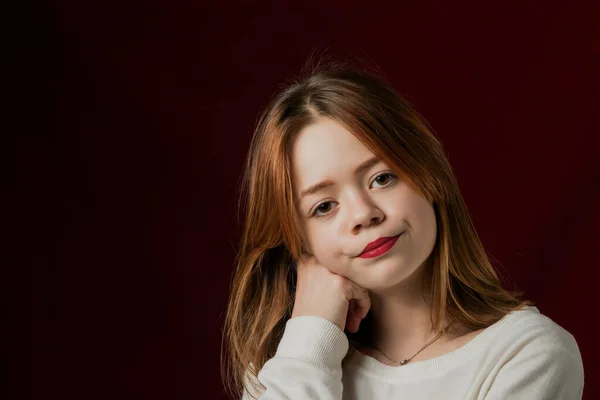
left=358, top=233, right=402, bottom=259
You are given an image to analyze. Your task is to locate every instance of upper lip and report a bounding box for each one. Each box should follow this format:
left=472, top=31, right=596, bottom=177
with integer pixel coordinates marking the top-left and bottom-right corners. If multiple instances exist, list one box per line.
left=359, top=234, right=401, bottom=256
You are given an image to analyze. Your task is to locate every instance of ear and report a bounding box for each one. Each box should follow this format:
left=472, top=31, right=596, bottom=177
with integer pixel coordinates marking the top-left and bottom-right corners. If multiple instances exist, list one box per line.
left=300, top=239, right=314, bottom=257
left=302, top=250, right=314, bottom=258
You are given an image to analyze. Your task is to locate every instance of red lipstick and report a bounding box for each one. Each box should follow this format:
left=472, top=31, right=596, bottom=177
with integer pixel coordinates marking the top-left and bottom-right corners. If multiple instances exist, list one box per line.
left=358, top=234, right=402, bottom=259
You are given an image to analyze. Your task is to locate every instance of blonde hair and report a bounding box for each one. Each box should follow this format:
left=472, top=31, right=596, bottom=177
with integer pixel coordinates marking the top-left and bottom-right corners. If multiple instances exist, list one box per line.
left=221, top=56, right=529, bottom=399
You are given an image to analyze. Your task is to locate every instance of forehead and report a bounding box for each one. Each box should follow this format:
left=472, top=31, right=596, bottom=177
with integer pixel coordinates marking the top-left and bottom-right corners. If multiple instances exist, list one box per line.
left=291, top=118, right=375, bottom=187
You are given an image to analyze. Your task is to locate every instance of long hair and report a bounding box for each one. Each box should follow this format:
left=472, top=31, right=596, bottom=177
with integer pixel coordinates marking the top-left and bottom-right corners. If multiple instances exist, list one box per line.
left=221, top=57, right=529, bottom=399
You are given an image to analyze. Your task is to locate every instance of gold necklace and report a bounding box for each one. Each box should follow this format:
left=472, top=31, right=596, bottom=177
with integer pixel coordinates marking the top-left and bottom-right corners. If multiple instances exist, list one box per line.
left=371, top=321, right=455, bottom=366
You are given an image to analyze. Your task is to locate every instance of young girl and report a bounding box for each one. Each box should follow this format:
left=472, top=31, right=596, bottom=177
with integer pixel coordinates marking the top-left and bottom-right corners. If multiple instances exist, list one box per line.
left=221, top=59, right=584, bottom=399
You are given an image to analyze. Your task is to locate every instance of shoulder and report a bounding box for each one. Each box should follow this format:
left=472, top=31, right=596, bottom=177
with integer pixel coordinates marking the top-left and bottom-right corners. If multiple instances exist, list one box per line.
left=243, top=363, right=264, bottom=400
left=480, top=306, right=584, bottom=398
left=494, top=306, right=581, bottom=359
left=484, top=306, right=584, bottom=383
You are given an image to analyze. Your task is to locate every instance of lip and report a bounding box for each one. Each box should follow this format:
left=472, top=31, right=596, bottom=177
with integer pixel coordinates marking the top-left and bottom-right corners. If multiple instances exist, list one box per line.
left=358, top=234, right=402, bottom=259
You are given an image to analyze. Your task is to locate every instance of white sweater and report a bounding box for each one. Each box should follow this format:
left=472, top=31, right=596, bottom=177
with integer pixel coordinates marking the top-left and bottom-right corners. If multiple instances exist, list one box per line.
left=243, top=306, right=584, bottom=399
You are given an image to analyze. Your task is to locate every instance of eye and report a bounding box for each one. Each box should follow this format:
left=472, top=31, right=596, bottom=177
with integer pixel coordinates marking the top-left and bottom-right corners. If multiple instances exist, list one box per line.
left=309, top=172, right=397, bottom=219
left=311, top=201, right=336, bottom=218
left=371, top=172, right=396, bottom=188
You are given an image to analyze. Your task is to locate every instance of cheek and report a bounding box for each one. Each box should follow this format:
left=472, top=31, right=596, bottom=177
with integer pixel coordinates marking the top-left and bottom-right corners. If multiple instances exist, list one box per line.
left=309, top=229, right=336, bottom=255
left=307, top=228, right=346, bottom=268
left=407, top=195, right=437, bottom=242
left=387, top=185, right=436, bottom=242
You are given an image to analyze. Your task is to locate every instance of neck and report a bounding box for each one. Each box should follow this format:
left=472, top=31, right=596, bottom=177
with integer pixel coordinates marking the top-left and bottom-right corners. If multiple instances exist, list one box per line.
left=366, top=263, right=439, bottom=358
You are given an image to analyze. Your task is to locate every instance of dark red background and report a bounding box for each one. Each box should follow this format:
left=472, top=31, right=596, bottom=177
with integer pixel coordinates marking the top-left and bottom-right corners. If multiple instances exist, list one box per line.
left=11, top=1, right=599, bottom=399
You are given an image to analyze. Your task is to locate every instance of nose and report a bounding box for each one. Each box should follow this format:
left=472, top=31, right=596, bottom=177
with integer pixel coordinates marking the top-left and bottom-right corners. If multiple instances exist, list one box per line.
left=346, top=193, right=384, bottom=234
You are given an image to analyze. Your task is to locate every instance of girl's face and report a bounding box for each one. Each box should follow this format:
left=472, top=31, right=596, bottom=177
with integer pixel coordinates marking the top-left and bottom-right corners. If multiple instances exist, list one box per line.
left=291, top=118, right=437, bottom=291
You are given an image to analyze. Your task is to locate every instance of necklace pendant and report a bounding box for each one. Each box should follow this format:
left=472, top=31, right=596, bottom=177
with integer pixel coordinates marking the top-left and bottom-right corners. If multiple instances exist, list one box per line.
left=399, top=359, right=410, bottom=366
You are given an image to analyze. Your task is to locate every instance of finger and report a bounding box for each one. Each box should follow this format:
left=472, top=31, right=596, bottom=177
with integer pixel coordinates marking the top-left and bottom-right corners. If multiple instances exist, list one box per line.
left=345, top=311, right=362, bottom=334
left=349, top=283, right=371, bottom=320
left=349, top=298, right=368, bottom=322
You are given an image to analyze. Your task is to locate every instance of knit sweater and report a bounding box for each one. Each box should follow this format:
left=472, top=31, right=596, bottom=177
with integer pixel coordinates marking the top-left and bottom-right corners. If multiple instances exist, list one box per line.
left=243, top=306, right=584, bottom=399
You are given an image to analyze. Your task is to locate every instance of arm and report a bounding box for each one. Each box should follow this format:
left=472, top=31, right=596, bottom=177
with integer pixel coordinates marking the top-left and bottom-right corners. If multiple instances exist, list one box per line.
left=242, top=316, right=349, bottom=400
left=484, top=332, right=584, bottom=399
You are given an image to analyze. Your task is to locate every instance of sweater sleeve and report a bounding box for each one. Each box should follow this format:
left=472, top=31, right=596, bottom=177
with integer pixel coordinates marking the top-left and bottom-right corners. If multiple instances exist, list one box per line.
left=484, top=328, right=584, bottom=400
left=242, top=316, right=349, bottom=400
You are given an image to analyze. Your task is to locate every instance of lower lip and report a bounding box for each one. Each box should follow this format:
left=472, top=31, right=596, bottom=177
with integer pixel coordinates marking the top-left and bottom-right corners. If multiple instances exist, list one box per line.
left=358, top=234, right=402, bottom=259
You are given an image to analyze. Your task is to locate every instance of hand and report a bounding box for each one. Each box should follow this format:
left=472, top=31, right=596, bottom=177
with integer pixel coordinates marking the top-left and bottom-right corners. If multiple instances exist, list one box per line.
left=291, top=252, right=371, bottom=333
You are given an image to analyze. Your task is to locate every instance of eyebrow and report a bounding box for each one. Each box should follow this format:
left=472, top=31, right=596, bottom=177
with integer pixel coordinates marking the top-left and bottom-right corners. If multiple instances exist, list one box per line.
left=298, top=156, right=382, bottom=203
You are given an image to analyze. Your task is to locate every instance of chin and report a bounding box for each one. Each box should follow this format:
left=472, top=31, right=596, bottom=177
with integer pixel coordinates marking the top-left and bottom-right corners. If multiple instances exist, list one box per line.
left=355, top=259, right=422, bottom=292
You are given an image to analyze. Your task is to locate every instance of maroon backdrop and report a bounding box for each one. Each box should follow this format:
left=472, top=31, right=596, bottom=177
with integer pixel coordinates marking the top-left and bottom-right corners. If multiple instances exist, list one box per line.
left=12, top=1, right=599, bottom=399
